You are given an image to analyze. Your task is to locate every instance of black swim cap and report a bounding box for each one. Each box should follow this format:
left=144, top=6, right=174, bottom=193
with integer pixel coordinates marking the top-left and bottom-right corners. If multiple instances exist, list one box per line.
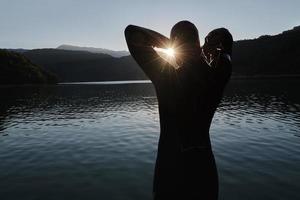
left=171, top=21, right=200, bottom=46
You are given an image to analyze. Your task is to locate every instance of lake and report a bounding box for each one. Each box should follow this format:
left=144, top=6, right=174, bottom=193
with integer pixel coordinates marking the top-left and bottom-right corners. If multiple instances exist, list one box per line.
left=0, top=79, right=299, bottom=200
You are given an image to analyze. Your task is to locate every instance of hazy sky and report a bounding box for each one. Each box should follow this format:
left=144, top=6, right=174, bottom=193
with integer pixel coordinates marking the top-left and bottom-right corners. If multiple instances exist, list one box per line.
left=0, top=0, right=299, bottom=50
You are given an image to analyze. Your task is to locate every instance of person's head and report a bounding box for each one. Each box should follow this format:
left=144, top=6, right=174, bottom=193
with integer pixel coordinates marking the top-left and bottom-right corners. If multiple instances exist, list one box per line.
left=170, top=21, right=201, bottom=64
left=204, top=28, right=233, bottom=55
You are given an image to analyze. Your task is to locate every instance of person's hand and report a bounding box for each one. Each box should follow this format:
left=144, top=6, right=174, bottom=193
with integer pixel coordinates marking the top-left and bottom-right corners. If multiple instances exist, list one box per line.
left=202, top=34, right=223, bottom=63
left=202, top=28, right=233, bottom=67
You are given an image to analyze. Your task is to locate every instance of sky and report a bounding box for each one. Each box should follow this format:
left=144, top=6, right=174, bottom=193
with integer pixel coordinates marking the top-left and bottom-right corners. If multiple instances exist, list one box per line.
left=0, top=0, right=299, bottom=50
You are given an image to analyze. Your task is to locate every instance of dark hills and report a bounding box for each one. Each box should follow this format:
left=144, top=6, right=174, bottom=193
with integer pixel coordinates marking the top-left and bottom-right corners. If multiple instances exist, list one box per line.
left=0, top=49, right=57, bottom=84
left=24, top=49, right=147, bottom=82
left=57, top=44, right=130, bottom=57
left=232, top=25, right=300, bottom=77
left=3, top=26, right=300, bottom=83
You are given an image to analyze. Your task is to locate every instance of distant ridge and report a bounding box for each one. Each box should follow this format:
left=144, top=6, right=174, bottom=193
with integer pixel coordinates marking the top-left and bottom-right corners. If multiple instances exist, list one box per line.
left=24, top=49, right=147, bottom=82
left=232, top=25, right=300, bottom=76
left=17, top=25, right=300, bottom=82
left=57, top=44, right=130, bottom=58
left=0, top=49, right=57, bottom=84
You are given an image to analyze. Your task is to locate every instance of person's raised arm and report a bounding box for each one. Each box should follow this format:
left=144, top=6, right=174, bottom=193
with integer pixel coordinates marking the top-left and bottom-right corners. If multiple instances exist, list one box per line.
left=124, top=25, right=174, bottom=83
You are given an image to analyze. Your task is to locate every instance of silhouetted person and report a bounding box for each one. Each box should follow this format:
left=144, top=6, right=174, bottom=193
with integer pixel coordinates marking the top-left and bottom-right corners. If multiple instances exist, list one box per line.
left=125, top=21, right=233, bottom=200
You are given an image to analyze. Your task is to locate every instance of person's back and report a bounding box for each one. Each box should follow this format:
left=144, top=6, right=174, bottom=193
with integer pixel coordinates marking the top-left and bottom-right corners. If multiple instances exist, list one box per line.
left=125, top=21, right=233, bottom=199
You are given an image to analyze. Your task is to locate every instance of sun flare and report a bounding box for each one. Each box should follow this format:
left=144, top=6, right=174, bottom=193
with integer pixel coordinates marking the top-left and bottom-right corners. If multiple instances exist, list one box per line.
left=154, top=47, right=175, bottom=57
left=153, top=47, right=179, bottom=69
left=165, top=48, right=175, bottom=57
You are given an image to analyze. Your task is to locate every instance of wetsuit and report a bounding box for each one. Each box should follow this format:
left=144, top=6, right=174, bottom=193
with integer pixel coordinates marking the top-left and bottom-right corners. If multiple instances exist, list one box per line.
left=125, top=25, right=231, bottom=199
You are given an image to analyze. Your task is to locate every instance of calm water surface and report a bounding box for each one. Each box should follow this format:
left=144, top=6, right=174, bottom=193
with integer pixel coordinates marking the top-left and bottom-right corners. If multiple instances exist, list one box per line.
left=0, top=79, right=300, bottom=200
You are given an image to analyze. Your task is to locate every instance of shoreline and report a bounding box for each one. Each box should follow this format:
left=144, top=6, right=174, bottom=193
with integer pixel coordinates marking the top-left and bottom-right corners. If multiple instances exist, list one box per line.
left=0, top=75, right=299, bottom=87
left=230, top=74, right=300, bottom=80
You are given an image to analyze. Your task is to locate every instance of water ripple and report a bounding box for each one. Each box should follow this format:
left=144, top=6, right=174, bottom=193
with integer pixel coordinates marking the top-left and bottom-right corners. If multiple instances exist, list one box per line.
left=0, top=80, right=300, bottom=200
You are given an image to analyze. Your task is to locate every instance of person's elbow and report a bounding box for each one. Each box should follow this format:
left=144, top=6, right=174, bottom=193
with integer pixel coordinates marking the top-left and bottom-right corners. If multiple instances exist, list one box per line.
left=124, top=25, right=137, bottom=43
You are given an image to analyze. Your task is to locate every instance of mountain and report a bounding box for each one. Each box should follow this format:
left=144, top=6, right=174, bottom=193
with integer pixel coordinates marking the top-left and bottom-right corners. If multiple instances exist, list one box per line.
left=21, top=26, right=300, bottom=82
left=232, top=25, right=300, bottom=77
left=0, top=49, right=57, bottom=84
left=24, top=49, right=147, bottom=82
left=6, top=48, right=29, bottom=53
left=57, top=44, right=130, bottom=57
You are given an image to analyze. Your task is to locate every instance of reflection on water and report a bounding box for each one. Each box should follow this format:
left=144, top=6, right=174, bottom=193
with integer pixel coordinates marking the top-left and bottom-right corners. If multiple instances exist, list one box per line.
left=0, top=79, right=300, bottom=200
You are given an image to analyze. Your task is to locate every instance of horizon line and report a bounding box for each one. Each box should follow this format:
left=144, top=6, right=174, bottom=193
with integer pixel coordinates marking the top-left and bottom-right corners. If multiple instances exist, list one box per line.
left=1, top=24, right=299, bottom=51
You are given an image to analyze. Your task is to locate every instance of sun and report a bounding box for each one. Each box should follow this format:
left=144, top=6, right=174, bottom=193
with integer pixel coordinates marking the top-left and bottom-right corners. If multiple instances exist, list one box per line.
left=153, top=47, right=175, bottom=58
left=164, top=48, right=175, bottom=57
left=153, top=46, right=179, bottom=69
